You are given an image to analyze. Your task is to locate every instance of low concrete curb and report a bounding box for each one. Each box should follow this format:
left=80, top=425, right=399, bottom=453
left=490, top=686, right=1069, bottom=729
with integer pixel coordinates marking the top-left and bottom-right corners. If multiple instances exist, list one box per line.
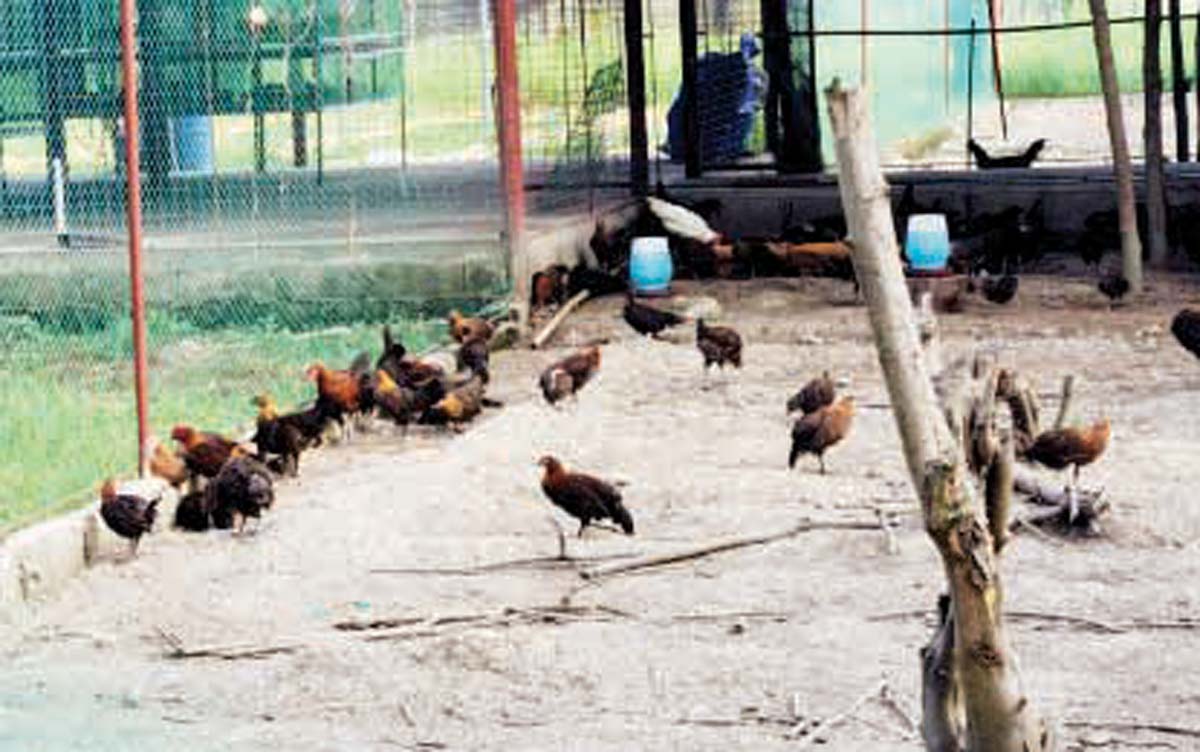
left=0, top=478, right=179, bottom=626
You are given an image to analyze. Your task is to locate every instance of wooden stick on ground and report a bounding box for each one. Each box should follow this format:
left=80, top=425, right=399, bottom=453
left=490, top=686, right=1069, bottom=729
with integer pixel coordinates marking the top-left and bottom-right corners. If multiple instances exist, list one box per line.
left=1063, top=720, right=1200, bottom=739
left=579, top=518, right=879, bottom=580
left=1053, top=374, right=1077, bottom=430
left=154, top=626, right=297, bottom=661
left=532, top=290, right=590, bottom=349
left=787, top=678, right=889, bottom=744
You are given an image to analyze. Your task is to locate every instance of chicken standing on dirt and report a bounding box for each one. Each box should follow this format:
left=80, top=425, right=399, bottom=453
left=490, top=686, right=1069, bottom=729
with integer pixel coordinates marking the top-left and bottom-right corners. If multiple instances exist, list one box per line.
left=251, top=394, right=311, bottom=476
left=623, top=293, right=684, bottom=338
left=539, top=346, right=601, bottom=405
left=420, top=374, right=496, bottom=428
left=448, top=310, right=494, bottom=345
left=371, top=369, right=435, bottom=430
left=171, top=425, right=239, bottom=483
left=1098, top=273, right=1130, bottom=305
left=538, top=456, right=635, bottom=541
left=788, top=396, right=856, bottom=475
left=696, top=319, right=742, bottom=371
left=208, top=450, right=275, bottom=534
left=98, top=478, right=159, bottom=557
left=306, top=362, right=364, bottom=440
left=1023, top=418, right=1111, bottom=485
left=1170, top=308, right=1200, bottom=359
left=787, top=371, right=835, bottom=415
left=376, top=326, right=448, bottom=393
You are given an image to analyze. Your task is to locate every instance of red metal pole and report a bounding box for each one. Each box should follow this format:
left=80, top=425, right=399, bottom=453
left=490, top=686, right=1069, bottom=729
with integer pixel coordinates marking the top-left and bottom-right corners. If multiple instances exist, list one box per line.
left=119, top=0, right=151, bottom=474
left=492, top=0, right=527, bottom=317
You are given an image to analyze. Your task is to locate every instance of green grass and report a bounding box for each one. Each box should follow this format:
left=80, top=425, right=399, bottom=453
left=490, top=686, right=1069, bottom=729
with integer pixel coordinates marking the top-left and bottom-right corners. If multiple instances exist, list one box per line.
left=0, top=315, right=442, bottom=537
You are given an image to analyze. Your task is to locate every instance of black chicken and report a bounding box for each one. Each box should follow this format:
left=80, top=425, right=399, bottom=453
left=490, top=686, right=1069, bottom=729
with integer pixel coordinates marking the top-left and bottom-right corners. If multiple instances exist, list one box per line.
left=173, top=489, right=212, bottom=532
left=787, top=371, right=836, bottom=415
left=623, top=293, right=685, bottom=337
left=1098, top=273, right=1130, bottom=304
left=973, top=271, right=1019, bottom=305
left=1171, top=308, right=1200, bottom=359
left=251, top=394, right=312, bottom=476
left=538, top=456, right=634, bottom=538
left=99, top=478, right=159, bottom=556
left=968, top=138, right=1046, bottom=169
left=208, top=453, right=275, bottom=534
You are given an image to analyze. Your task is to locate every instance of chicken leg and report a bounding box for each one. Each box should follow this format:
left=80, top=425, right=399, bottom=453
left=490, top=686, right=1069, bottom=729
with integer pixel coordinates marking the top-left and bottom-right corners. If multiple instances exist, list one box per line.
left=545, top=513, right=568, bottom=560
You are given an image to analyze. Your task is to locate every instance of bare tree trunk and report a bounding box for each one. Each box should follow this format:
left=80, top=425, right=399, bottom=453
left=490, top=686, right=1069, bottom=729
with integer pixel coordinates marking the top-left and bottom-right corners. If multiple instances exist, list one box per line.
left=827, top=80, right=1054, bottom=752
left=1169, top=0, right=1188, bottom=161
left=1088, top=0, right=1144, bottom=293
left=1144, top=0, right=1169, bottom=267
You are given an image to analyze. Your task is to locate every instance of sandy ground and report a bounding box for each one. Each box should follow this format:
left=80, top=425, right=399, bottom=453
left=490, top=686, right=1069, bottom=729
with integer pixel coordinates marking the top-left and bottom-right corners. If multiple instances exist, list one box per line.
left=3, top=276, right=1200, bottom=752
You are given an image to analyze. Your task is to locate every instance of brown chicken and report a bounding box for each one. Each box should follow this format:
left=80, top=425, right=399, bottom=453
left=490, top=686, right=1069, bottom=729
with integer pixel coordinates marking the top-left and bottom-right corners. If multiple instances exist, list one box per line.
left=448, top=310, right=494, bottom=345
left=99, top=478, right=159, bottom=556
left=420, top=374, right=493, bottom=427
left=539, top=346, right=601, bottom=405
left=144, top=436, right=189, bottom=488
left=456, top=338, right=491, bottom=384
left=788, top=396, right=856, bottom=474
left=787, top=371, right=835, bottom=415
left=696, top=319, right=742, bottom=370
left=171, top=424, right=239, bottom=481
left=372, top=369, right=440, bottom=429
left=1023, top=418, right=1111, bottom=483
left=538, top=456, right=634, bottom=537
left=306, top=361, right=363, bottom=438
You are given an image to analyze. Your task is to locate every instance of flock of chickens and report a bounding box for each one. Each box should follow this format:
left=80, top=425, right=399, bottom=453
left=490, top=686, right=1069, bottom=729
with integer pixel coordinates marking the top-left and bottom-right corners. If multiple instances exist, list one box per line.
left=95, top=291, right=1200, bottom=560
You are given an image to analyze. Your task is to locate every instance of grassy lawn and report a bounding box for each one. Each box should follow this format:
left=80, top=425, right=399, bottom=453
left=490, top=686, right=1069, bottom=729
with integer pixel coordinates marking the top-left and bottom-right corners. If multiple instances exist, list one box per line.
left=0, top=316, right=442, bottom=537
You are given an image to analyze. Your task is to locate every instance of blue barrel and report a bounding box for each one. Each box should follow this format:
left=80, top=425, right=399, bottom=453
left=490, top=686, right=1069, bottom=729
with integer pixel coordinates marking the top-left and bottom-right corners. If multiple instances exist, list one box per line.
left=629, top=236, right=673, bottom=295
left=171, top=115, right=215, bottom=175
left=905, top=214, right=950, bottom=271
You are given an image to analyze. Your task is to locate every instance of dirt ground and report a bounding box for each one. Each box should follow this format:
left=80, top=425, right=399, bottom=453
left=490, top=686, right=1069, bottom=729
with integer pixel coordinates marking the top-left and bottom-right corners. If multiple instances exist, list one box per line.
left=3, top=276, right=1200, bottom=751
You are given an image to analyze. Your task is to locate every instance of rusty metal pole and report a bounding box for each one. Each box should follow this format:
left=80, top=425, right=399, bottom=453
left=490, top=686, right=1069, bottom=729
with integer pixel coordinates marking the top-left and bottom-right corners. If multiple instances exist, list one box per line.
left=119, top=0, right=151, bottom=473
left=492, top=0, right=528, bottom=322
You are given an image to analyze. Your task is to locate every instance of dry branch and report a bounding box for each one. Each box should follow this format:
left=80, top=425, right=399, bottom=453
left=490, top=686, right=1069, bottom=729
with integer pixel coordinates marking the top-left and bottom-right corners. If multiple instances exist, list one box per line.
left=1052, top=375, right=1076, bottom=430
left=1064, top=721, right=1200, bottom=739
left=579, top=518, right=879, bottom=580
left=154, top=627, right=297, bottom=661
left=532, top=290, right=590, bottom=349
left=787, top=679, right=888, bottom=745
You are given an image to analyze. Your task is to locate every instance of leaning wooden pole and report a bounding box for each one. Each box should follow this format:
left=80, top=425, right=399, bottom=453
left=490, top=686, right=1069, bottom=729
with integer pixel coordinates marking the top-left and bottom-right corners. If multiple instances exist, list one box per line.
left=827, top=80, right=1053, bottom=752
left=1088, top=0, right=1143, bottom=293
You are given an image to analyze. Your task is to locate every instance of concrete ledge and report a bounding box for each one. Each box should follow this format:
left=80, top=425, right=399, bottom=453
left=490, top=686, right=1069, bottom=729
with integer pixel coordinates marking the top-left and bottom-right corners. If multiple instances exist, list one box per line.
left=0, top=478, right=178, bottom=626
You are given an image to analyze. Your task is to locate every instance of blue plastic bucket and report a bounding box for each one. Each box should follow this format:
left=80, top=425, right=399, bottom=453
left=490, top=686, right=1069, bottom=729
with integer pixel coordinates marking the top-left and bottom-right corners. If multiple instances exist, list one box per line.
left=906, top=214, right=950, bottom=271
left=171, top=115, right=215, bottom=175
left=629, top=236, right=673, bottom=295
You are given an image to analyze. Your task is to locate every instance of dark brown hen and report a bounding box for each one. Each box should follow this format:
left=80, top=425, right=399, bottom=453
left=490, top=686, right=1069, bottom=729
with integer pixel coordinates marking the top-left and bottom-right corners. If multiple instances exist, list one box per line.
left=1023, top=418, right=1110, bottom=483
left=250, top=394, right=311, bottom=476
left=207, top=451, right=275, bottom=534
left=538, top=456, right=634, bottom=537
left=539, top=346, right=601, bottom=405
left=99, top=478, right=159, bottom=556
left=623, top=293, right=684, bottom=337
left=171, top=425, right=239, bottom=480
left=696, top=319, right=742, bottom=370
left=787, top=371, right=835, bottom=415
left=457, top=338, right=491, bottom=384
left=789, top=396, right=856, bottom=474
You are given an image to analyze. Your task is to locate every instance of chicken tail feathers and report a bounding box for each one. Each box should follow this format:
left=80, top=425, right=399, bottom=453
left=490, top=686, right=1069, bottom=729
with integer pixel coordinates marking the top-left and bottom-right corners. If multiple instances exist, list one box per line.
left=608, top=501, right=635, bottom=535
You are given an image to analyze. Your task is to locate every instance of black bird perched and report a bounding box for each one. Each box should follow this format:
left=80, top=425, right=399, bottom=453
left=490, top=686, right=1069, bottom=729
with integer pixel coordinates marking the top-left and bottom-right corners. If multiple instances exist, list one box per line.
left=787, top=371, right=836, bottom=415
left=99, top=478, right=159, bottom=556
left=1171, top=308, right=1200, bottom=359
left=538, top=456, right=634, bottom=538
left=968, top=138, right=1046, bottom=170
left=623, top=292, right=685, bottom=337
left=1098, top=273, right=1130, bottom=305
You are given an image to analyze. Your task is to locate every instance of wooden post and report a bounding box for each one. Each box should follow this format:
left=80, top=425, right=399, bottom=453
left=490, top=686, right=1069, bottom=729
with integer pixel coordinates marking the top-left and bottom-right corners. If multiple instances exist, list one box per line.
left=679, top=0, right=701, bottom=177
left=493, top=0, right=529, bottom=323
left=987, top=0, right=1008, bottom=139
left=623, top=0, right=649, bottom=196
left=1088, top=0, right=1144, bottom=293
left=826, top=80, right=1052, bottom=752
left=1144, top=0, right=1169, bottom=267
left=1169, top=0, right=1188, bottom=161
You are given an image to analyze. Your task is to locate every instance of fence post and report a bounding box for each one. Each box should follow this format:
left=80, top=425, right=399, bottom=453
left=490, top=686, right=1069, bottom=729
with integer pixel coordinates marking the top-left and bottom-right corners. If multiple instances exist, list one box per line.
left=678, top=0, right=701, bottom=178
left=119, top=0, right=151, bottom=473
left=623, top=0, right=649, bottom=197
left=492, top=0, right=528, bottom=323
